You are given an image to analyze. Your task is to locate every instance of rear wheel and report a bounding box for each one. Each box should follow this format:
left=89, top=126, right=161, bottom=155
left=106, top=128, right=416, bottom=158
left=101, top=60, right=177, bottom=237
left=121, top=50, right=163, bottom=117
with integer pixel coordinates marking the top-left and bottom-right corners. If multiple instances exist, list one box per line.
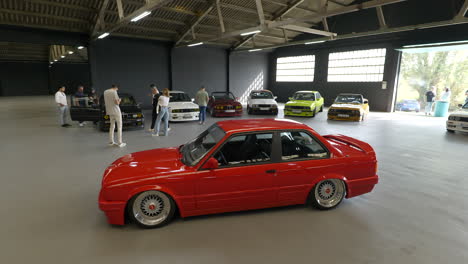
left=128, top=190, right=176, bottom=228
left=319, top=105, right=323, bottom=112
left=310, top=179, right=346, bottom=210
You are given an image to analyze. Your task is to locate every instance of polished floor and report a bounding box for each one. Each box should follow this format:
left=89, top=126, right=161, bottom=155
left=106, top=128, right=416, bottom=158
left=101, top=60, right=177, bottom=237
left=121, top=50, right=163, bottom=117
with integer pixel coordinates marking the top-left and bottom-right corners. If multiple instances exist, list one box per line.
left=1, top=96, right=467, bottom=264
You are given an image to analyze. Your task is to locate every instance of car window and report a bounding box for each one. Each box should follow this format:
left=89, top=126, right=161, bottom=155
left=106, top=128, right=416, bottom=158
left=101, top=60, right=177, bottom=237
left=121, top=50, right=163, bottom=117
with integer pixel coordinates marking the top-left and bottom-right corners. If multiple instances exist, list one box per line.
left=251, top=91, right=273, bottom=99
left=181, top=124, right=226, bottom=166
left=212, top=92, right=235, bottom=100
left=293, top=93, right=315, bottom=101
left=316, top=92, right=321, bottom=99
left=335, top=95, right=362, bottom=104
left=71, top=95, right=98, bottom=108
left=214, top=133, right=273, bottom=167
left=280, top=131, right=329, bottom=161
left=170, top=93, right=191, bottom=102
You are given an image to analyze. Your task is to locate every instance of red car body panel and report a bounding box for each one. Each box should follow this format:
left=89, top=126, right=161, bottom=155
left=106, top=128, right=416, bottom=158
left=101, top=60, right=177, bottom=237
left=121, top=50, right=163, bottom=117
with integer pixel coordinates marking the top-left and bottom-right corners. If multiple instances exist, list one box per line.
left=99, top=119, right=378, bottom=225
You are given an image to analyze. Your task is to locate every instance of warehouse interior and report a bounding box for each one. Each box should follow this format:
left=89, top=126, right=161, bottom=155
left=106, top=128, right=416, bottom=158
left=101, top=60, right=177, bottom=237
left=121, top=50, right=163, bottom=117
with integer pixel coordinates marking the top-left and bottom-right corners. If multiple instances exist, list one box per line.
left=1, top=0, right=468, bottom=263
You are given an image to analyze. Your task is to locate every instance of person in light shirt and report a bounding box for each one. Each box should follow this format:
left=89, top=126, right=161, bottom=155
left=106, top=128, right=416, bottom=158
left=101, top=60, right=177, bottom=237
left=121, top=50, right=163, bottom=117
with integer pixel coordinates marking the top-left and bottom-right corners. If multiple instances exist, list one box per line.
left=103, top=84, right=126, bottom=147
left=152, top=88, right=170, bottom=137
left=54, top=86, right=70, bottom=127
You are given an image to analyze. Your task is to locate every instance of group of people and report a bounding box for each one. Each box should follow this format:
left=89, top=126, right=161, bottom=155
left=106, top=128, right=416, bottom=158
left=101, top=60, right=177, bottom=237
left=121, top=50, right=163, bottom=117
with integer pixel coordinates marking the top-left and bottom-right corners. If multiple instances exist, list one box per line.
left=424, top=86, right=453, bottom=116
left=54, top=83, right=211, bottom=148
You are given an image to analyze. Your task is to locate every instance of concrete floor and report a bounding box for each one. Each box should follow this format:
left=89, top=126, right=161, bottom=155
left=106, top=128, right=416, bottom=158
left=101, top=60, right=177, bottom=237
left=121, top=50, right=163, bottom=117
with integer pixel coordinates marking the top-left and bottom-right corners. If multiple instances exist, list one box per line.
left=1, top=96, right=467, bottom=264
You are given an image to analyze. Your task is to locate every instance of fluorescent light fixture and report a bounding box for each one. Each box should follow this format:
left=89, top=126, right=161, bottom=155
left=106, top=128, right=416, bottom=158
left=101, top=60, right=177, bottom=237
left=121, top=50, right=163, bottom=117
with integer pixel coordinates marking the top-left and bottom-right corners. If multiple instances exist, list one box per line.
left=241, top=30, right=261, bottom=36
left=403, top=40, right=468, bottom=48
left=188, top=42, right=203, bottom=47
left=305, top=40, right=326, bottom=45
left=98, top=32, right=110, bottom=39
left=50, top=61, right=53, bottom=64
left=60, top=55, right=65, bottom=58
left=131, top=11, right=151, bottom=22
left=249, top=49, right=262, bottom=52
left=77, top=46, right=84, bottom=49
left=68, top=51, right=74, bottom=54
left=54, top=59, right=58, bottom=62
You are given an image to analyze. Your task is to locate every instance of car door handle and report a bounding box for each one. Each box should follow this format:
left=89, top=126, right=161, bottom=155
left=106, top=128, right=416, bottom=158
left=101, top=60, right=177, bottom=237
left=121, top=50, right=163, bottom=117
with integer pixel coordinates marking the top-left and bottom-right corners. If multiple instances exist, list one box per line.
left=265, top=170, right=276, bottom=174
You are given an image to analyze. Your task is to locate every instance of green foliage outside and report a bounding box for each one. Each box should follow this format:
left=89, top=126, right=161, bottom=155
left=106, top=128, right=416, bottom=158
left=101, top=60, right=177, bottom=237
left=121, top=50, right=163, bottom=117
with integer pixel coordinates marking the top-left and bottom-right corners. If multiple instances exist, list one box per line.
left=397, top=50, right=468, bottom=110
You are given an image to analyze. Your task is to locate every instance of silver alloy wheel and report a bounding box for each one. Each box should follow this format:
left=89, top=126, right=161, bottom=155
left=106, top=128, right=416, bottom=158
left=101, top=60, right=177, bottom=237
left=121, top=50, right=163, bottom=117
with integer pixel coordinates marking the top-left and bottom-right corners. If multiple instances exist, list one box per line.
left=132, top=191, right=171, bottom=226
left=314, top=179, right=345, bottom=208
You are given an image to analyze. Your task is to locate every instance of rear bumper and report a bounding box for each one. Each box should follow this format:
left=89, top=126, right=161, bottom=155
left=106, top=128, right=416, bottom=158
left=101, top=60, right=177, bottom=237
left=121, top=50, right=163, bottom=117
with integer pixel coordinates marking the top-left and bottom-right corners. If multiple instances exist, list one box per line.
left=446, top=121, right=468, bottom=132
left=328, top=114, right=361, bottom=121
left=346, top=175, right=378, bottom=198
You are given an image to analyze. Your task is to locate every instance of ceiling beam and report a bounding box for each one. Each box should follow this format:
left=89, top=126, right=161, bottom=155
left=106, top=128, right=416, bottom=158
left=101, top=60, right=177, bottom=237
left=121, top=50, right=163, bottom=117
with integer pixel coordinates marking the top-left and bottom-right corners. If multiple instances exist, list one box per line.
left=455, top=0, right=468, bottom=19
left=115, top=0, right=125, bottom=20
left=215, top=0, right=225, bottom=33
left=92, top=0, right=173, bottom=39
left=376, top=6, right=387, bottom=28
left=255, top=0, right=266, bottom=25
left=91, top=0, right=111, bottom=36
left=175, top=3, right=215, bottom=45
left=279, top=24, right=336, bottom=37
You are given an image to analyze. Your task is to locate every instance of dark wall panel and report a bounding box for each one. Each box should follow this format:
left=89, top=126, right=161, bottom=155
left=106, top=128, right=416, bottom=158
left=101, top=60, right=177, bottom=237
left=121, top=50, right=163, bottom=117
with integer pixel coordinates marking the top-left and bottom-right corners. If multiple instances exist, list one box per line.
left=0, top=61, right=49, bottom=96
left=49, top=63, right=91, bottom=95
left=172, top=46, right=227, bottom=98
left=89, top=37, right=171, bottom=108
left=229, top=52, right=269, bottom=104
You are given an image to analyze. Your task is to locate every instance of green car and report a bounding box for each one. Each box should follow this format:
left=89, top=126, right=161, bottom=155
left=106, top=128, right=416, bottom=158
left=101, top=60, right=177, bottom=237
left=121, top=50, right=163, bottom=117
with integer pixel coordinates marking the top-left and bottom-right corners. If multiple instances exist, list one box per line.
left=284, top=91, right=324, bottom=117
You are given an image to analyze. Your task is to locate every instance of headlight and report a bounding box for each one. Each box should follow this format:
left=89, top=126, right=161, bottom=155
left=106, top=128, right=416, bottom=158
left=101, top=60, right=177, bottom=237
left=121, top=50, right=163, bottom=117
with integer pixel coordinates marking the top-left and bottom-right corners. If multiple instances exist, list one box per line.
left=271, top=104, right=278, bottom=108
left=236, top=105, right=242, bottom=109
left=104, top=115, right=109, bottom=119
left=137, top=113, right=142, bottom=118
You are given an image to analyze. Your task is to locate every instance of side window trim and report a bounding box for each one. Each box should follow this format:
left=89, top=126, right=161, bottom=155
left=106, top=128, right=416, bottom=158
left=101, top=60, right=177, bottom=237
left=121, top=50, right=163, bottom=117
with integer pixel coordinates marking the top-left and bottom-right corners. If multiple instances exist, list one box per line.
left=278, top=129, right=330, bottom=162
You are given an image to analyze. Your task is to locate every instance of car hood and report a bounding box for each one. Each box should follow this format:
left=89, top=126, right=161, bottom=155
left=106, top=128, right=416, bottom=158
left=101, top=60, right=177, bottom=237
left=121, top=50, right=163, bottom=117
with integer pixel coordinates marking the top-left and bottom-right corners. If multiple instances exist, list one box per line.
left=249, top=99, right=277, bottom=105
left=102, top=147, right=185, bottom=187
left=212, top=99, right=239, bottom=105
left=450, top=110, right=468, bottom=117
left=330, top=103, right=362, bottom=110
left=120, top=105, right=141, bottom=113
left=169, top=101, right=199, bottom=109
left=286, top=100, right=315, bottom=107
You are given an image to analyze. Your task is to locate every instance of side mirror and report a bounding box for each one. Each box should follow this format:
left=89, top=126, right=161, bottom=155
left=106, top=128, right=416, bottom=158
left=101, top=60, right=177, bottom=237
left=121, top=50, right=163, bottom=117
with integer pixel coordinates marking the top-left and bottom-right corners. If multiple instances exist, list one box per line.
left=137, top=102, right=142, bottom=107
left=363, top=99, right=369, bottom=104
left=191, top=98, right=195, bottom=102
left=458, top=104, right=463, bottom=108
left=274, top=96, right=277, bottom=99
left=202, top=157, right=219, bottom=170
left=236, top=97, right=240, bottom=101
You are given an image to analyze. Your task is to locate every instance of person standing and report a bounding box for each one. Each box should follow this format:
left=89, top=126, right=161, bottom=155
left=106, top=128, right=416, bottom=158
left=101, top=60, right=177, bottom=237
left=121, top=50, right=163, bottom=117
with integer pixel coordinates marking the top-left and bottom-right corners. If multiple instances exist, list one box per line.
left=440, top=87, right=451, bottom=102
left=425, top=87, right=436, bottom=116
left=152, top=88, right=170, bottom=137
left=104, top=85, right=126, bottom=147
left=149, top=84, right=160, bottom=132
left=195, top=86, right=209, bottom=125
left=55, top=86, right=70, bottom=127
left=75, top=85, right=86, bottom=127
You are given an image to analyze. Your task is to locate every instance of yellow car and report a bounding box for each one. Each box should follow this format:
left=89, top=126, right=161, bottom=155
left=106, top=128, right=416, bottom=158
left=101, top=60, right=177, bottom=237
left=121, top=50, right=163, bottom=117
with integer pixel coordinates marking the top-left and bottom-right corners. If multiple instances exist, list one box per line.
left=328, top=93, right=369, bottom=121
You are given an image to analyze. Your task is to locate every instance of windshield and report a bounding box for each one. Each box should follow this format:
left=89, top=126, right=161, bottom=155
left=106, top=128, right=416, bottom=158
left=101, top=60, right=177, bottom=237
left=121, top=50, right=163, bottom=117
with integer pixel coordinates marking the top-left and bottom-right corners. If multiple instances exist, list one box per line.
left=335, top=95, right=363, bottom=104
left=212, top=92, right=235, bottom=100
left=120, top=96, right=137, bottom=106
left=251, top=91, right=273, bottom=99
left=403, top=100, right=417, bottom=104
left=463, top=102, right=468, bottom=109
left=293, top=93, right=315, bottom=101
left=181, top=124, right=226, bottom=166
left=170, top=92, right=191, bottom=102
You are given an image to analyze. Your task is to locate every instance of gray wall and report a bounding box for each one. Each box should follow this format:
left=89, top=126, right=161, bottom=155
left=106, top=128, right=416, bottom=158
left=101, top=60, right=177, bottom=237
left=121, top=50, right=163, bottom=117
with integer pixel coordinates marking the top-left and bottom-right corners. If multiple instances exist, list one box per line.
left=49, top=63, right=91, bottom=95
left=229, top=52, right=269, bottom=104
left=89, top=37, right=171, bottom=108
left=171, top=46, right=227, bottom=98
left=0, top=61, right=49, bottom=96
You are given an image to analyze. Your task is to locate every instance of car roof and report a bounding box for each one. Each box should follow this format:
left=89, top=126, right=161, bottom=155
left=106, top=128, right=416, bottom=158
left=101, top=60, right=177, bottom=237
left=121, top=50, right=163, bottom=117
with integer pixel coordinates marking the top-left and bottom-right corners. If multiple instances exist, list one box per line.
left=250, top=90, right=272, bottom=93
left=216, top=119, right=309, bottom=134
left=338, top=93, right=363, bottom=96
left=170, top=91, right=185, bottom=94
left=295, top=91, right=317, bottom=93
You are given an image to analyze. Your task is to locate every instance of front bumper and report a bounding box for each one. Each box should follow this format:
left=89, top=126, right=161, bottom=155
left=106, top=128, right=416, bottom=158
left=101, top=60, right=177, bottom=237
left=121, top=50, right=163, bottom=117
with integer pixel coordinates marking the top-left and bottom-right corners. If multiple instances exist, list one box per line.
left=284, top=109, right=314, bottom=116
left=102, top=119, right=145, bottom=130
left=250, top=107, right=278, bottom=114
left=98, top=191, right=126, bottom=225
left=170, top=112, right=199, bottom=122
left=446, top=120, right=468, bottom=132
left=212, top=109, right=243, bottom=117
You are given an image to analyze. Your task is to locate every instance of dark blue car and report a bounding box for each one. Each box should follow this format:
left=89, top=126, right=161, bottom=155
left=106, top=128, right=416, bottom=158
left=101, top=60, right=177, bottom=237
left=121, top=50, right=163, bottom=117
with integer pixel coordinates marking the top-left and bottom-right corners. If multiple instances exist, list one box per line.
left=396, top=99, right=420, bottom=112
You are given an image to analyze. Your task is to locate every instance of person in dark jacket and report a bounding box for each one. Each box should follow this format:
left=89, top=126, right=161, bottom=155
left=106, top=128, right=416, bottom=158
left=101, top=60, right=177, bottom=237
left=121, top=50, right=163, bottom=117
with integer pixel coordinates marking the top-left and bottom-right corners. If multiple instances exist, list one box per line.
left=149, top=84, right=160, bottom=132
left=425, top=86, right=436, bottom=116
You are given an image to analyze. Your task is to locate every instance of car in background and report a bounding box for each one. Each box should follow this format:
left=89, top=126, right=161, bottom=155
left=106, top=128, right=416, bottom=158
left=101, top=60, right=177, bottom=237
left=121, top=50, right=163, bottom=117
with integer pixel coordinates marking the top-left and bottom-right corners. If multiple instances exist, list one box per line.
left=284, top=91, right=324, bottom=117
left=395, top=99, right=420, bottom=112
left=328, top=93, right=369, bottom=121
left=70, top=93, right=144, bottom=131
left=446, top=102, right=468, bottom=133
left=207, top=91, right=242, bottom=117
left=168, top=91, right=199, bottom=122
left=247, top=90, right=278, bottom=115
left=98, top=119, right=379, bottom=228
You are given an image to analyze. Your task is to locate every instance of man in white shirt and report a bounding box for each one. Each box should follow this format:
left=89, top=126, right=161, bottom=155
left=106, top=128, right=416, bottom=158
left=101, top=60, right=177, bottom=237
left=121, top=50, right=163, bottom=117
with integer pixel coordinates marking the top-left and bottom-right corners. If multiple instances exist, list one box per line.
left=104, top=85, right=126, bottom=147
left=55, top=86, right=70, bottom=127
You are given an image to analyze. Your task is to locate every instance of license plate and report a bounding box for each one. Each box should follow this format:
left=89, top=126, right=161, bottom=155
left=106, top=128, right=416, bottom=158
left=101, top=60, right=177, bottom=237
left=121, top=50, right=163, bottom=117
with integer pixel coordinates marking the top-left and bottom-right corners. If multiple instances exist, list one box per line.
left=225, top=110, right=235, bottom=113
left=183, top=115, right=192, bottom=119
left=338, top=114, right=349, bottom=117
left=260, top=107, right=270, bottom=111
left=292, top=110, right=301, bottom=113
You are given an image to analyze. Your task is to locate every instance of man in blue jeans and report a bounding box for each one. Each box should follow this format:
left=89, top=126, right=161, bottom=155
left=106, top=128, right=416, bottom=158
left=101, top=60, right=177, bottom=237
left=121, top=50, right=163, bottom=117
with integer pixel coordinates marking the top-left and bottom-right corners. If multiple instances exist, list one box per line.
left=195, top=86, right=209, bottom=125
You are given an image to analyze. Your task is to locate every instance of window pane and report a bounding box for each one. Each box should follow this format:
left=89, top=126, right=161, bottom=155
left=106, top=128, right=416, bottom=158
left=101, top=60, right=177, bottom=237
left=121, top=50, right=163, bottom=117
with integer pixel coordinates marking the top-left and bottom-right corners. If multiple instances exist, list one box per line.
left=327, top=48, right=386, bottom=82
left=280, top=131, right=329, bottom=161
left=214, top=133, right=273, bottom=166
left=276, top=55, right=315, bottom=82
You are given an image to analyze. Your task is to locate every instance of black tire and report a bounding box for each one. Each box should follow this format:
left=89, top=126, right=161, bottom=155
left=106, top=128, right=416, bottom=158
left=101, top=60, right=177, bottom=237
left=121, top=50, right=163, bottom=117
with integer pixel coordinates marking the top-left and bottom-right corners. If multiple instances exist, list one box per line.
left=319, top=105, right=323, bottom=112
left=447, top=129, right=455, bottom=133
left=309, top=179, right=346, bottom=210
left=310, top=109, right=316, bottom=118
left=127, top=190, right=176, bottom=228
left=247, top=106, right=252, bottom=115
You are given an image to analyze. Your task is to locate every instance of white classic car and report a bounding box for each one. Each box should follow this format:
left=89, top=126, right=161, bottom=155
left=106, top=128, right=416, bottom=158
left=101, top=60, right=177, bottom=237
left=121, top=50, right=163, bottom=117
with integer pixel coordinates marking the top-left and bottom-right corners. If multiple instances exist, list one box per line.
left=246, top=90, right=278, bottom=115
left=446, top=102, right=468, bottom=133
left=169, top=91, right=199, bottom=122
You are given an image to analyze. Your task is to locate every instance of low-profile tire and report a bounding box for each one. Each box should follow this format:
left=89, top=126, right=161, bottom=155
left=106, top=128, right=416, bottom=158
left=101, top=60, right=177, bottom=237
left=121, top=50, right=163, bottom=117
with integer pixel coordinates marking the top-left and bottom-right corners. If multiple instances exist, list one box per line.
left=309, top=179, right=346, bottom=210
left=319, top=105, right=323, bottom=112
left=447, top=129, right=455, bottom=133
left=128, top=190, right=176, bottom=228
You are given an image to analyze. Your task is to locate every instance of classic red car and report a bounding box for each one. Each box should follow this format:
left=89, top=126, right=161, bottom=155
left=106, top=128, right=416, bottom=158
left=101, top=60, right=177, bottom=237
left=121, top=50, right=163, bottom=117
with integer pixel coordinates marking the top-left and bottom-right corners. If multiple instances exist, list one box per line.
left=207, top=91, right=243, bottom=117
left=99, top=119, right=378, bottom=228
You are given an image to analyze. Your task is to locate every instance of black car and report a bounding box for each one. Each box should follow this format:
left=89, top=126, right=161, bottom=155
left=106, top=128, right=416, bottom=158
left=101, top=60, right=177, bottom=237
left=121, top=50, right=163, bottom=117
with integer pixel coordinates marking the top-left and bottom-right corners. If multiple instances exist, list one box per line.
left=70, top=93, right=144, bottom=131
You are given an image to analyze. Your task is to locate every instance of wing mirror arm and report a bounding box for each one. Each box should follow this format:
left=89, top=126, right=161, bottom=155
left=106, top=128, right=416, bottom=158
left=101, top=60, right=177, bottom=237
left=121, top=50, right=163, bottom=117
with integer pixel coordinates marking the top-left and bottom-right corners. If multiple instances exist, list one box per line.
left=202, top=157, right=219, bottom=170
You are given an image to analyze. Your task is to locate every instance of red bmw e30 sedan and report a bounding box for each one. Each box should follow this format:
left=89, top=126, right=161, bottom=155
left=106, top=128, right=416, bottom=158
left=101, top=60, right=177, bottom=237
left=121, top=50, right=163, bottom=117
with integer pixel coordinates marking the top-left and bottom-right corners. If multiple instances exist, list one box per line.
left=99, top=119, right=378, bottom=228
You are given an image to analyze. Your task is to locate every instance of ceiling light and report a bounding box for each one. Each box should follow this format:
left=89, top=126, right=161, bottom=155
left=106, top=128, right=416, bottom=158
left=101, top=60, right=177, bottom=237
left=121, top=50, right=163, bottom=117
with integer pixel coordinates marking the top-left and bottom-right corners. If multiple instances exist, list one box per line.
left=241, top=30, right=261, bottom=36
left=403, top=40, right=468, bottom=48
left=188, top=42, right=203, bottom=47
left=77, top=46, right=84, bottom=50
left=131, top=11, right=151, bottom=22
left=54, top=59, right=58, bottom=62
left=50, top=61, right=53, bottom=64
left=98, top=32, right=110, bottom=39
left=68, top=51, right=74, bottom=54
left=61, top=55, right=65, bottom=58
left=305, top=40, right=326, bottom=45
left=249, top=49, right=262, bottom=52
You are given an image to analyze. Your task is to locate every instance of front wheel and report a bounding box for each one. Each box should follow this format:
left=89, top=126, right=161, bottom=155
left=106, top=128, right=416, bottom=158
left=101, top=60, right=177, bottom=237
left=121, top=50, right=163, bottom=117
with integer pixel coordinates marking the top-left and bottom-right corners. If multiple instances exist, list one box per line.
left=128, top=190, right=176, bottom=228
left=319, top=105, right=323, bottom=112
left=309, top=179, right=346, bottom=210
